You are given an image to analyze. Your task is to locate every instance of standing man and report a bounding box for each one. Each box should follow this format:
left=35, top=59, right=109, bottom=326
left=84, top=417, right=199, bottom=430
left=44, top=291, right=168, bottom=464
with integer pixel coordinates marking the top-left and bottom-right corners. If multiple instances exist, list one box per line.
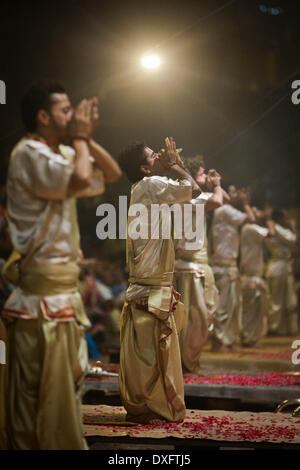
left=0, top=79, right=121, bottom=450
left=174, top=156, right=226, bottom=373
left=265, top=208, right=299, bottom=336
left=118, top=138, right=201, bottom=424
left=209, top=186, right=255, bottom=351
left=240, top=207, right=269, bottom=347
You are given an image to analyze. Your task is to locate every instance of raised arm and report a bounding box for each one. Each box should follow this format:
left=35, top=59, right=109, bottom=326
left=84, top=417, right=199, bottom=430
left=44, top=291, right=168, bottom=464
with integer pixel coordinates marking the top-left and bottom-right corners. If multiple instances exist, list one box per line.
left=88, top=98, right=121, bottom=183
left=237, top=188, right=255, bottom=224
left=221, top=188, right=230, bottom=204
left=159, top=137, right=201, bottom=199
left=204, top=169, right=223, bottom=211
left=264, top=205, right=276, bottom=237
left=88, top=139, right=122, bottom=183
left=67, top=99, right=94, bottom=192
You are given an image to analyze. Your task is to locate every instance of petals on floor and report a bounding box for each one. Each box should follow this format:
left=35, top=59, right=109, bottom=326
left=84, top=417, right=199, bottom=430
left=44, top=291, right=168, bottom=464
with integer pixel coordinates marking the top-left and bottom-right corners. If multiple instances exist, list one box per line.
left=83, top=405, right=300, bottom=444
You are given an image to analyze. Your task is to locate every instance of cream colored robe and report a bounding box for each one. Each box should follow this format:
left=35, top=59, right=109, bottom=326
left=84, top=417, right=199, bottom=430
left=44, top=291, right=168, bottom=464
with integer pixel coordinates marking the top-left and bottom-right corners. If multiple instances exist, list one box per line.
left=174, top=193, right=218, bottom=373
left=265, top=224, right=298, bottom=336
left=0, top=318, right=7, bottom=449
left=240, top=223, right=269, bottom=346
left=209, top=204, right=247, bottom=347
left=119, top=175, right=192, bottom=423
left=0, top=138, right=104, bottom=450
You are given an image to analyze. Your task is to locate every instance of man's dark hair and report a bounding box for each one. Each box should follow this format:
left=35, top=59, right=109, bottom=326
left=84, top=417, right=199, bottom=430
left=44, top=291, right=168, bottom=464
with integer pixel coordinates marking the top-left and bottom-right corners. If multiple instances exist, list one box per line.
left=21, top=79, right=67, bottom=132
left=118, top=141, right=147, bottom=183
left=184, top=154, right=205, bottom=179
left=272, top=209, right=284, bottom=223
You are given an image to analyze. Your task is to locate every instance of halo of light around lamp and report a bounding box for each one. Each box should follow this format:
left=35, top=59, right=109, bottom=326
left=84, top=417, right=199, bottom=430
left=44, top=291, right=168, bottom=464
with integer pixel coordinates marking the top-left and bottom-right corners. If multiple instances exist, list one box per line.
left=142, top=56, right=160, bottom=69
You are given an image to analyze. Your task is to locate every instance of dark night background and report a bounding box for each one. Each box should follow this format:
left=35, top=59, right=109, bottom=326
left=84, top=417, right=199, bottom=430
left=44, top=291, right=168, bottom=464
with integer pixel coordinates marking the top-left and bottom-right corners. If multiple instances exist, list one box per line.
left=0, top=0, right=299, bottom=262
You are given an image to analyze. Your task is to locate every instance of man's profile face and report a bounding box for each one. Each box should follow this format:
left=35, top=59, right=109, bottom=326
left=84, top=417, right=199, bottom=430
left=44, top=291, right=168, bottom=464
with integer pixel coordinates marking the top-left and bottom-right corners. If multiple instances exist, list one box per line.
left=48, top=93, right=73, bottom=139
left=195, top=166, right=206, bottom=187
left=142, top=146, right=164, bottom=175
left=228, top=185, right=238, bottom=204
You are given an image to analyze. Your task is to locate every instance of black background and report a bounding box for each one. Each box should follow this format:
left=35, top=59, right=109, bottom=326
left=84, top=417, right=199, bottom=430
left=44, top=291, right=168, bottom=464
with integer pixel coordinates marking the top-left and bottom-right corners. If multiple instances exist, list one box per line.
left=1, top=0, right=299, bottom=260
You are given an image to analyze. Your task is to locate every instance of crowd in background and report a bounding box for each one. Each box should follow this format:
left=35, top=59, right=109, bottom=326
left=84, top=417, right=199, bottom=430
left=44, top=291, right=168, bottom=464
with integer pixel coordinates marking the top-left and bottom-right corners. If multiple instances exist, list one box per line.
left=78, top=259, right=127, bottom=362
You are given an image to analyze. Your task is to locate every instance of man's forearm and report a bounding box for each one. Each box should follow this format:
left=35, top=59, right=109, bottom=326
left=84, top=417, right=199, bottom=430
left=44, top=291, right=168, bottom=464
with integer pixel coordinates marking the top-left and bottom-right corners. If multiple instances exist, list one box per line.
left=287, top=219, right=297, bottom=234
left=169, top=164, right=201, bottom=199
left=205, top=185, right=223, bottom=211
left=243, top=203, right=255, bottom=223
left=89, top=139, right=122, bottom=183
left=69, top=140, right=93, bottom=191
left=266, top=219, right=276, bottom=237
left=211, top=185, right=223, bottom=206
left=222, top=188, right=230, bottom=203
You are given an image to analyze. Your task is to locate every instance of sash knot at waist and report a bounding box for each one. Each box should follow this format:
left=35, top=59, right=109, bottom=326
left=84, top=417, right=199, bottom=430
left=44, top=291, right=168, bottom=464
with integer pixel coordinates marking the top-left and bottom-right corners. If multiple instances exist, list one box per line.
left=19, top=262, right=80, bottom=296
left=128, top=271, right=173, bottom=287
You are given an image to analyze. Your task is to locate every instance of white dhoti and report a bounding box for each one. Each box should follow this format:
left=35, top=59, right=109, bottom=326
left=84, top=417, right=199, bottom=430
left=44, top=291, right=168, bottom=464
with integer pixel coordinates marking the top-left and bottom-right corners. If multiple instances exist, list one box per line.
left=174, top=260, right=218, bottom=373
left=266, top=261, right=298, bottom=336
left=209, top=204, right=247, bottom=347
left=212, top=265, right=242, bottom=347
left=239, top=223, right=269, bottom=346
left=265, top=224, right=299, bottom=336
left=174, top=192, right=217, bottom=372
left=241, top=276, right=269, bottom=346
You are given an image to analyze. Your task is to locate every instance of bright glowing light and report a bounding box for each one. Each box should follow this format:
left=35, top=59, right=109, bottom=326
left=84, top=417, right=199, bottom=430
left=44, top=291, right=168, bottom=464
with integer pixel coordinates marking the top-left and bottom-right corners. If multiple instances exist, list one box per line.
left=142, top=56, right=161, bottom=69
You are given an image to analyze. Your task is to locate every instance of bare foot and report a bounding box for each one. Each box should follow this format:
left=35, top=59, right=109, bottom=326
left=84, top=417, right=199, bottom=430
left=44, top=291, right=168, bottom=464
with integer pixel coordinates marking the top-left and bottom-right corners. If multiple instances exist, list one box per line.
left=127, top=412, right=167, bottom=425
left=148, top=418, right=167, bottom=425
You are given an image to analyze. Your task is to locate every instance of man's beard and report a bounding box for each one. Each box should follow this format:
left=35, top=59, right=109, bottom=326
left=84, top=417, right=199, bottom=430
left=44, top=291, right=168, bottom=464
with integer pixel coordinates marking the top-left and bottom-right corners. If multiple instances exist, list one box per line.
left=50, top=116, right=69, bottom=144
left=55, top=125, right=69, bottom=144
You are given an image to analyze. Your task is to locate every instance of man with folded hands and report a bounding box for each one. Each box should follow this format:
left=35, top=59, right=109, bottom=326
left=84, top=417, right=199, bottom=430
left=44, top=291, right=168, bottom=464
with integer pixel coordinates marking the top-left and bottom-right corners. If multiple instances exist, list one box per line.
left=0, top=79, right=121, bottom=450
left=118, top=137, right=201, bottom=424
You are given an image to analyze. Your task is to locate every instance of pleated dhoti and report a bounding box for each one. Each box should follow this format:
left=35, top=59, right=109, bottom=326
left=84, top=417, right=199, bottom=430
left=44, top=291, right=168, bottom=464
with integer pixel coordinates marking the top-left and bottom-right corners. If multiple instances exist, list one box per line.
left=212, top=266, right=242, bottom=347
left=266, top=270, right=299, bottom=336
left=118, top=301, right=186, bottom=424
left=174, top=264, right=218, bottom=373
left=241, top=276, right=269, bottom=346
left=2, top=310, right=88, bottom=450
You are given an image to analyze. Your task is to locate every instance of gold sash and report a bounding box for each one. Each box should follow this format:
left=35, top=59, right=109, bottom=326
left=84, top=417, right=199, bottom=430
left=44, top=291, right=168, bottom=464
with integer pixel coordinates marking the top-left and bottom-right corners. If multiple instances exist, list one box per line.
left=126, top=228, right=185, bottom=335
left=214, top=257, right=237, bottom=267
left=2, top=250, right=21, bottom=285
left=19, top=263, right=79, bottom=296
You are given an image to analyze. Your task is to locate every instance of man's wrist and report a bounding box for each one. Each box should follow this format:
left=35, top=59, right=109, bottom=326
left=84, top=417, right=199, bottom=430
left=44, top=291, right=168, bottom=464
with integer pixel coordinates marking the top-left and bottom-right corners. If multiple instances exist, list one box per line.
left=72, top=138, right=90, bottom=149
left=168, top=163, right=184, bottom=171
left=71, top=135, right=90, bottom=143
left=71, top=136, right=90, bottom=143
